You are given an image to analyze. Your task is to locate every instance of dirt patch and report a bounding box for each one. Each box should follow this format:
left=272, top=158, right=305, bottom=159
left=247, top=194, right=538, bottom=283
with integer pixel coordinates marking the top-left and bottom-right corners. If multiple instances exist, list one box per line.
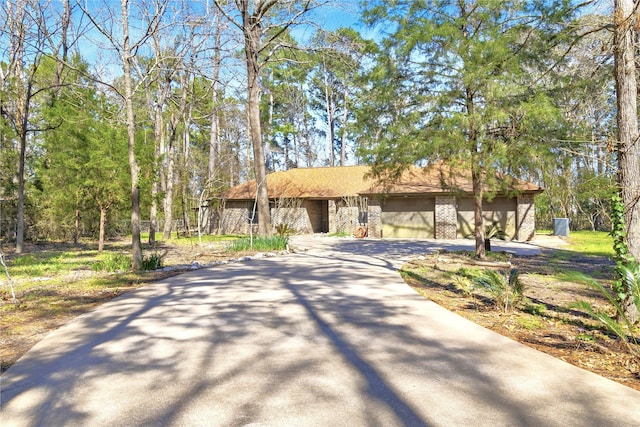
left=402, top=248, right=640, bottom=391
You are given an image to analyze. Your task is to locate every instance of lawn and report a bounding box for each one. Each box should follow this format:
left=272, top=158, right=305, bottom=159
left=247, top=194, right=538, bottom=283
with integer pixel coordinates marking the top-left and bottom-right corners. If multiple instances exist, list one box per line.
left=564, top=230, right=614, bottom=257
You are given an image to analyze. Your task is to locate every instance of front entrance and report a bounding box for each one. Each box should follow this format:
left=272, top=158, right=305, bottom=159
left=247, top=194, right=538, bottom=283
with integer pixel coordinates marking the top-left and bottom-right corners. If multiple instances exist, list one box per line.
left=304, top=200, right=329, bottom=233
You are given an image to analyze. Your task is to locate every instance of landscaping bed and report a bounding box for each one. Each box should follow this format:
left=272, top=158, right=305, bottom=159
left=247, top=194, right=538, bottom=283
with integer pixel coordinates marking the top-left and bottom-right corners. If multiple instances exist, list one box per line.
left=401, top=248, right=640, bottom=391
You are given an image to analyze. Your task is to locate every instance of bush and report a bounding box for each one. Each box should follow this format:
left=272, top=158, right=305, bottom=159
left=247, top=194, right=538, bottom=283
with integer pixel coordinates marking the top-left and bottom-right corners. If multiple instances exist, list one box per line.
left=572, top=263, right=640, bottom=356
left=452, top=275, right=474, bottom=297
left=141, top=253, right=163, bottom=270
left=275, top=223, right=295, bottom=237
left=474, top=268, right=524, bottom=312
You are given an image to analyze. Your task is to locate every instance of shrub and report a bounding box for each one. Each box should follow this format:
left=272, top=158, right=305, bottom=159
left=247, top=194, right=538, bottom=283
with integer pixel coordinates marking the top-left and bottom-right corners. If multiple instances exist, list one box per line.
left=275, top=223, right=295, bottom=237
left=452, top=275, right=474, bottom=297
left=572, top=264, right=640, bottom=356
left=474, top=268, right=524, bottom=312
left=485, top=222, right=506, bottom=240
left=141, top=253, right=163, bottom=270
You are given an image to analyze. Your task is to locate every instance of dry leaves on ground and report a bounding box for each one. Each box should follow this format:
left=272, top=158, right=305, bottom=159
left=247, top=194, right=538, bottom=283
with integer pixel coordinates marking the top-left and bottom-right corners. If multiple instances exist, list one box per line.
left=402, top=249, right=640, bottom=391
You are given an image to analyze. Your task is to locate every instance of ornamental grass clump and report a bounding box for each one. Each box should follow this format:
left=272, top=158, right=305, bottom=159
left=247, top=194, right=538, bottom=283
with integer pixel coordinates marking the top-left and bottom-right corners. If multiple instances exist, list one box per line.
left=228, top=235, right=289, bottom=252
left=275, top=223, right=295, bottom=236
left=141, top=253, right=163, bottom=270
left=93, top=252, right=131, bottom=272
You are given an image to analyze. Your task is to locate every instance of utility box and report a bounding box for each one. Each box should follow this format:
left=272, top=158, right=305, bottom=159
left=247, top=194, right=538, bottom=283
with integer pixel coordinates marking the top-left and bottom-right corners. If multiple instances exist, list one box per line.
left=553, top=218, right=569, bottom=237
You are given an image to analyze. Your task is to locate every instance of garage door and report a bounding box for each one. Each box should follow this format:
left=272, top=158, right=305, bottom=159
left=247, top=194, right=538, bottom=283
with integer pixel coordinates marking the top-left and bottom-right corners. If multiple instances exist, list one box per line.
left=381, top=197, right=435, bottom=238
left=457, top=197, right=517, bottom=239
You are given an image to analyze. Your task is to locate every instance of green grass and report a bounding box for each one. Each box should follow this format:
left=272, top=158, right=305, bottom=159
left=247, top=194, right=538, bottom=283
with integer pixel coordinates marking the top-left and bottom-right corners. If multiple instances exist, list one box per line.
left=10, top=251, right=95, bottom=277
left=517, top=316, right=545, bottom=330
left=141, top=232, right=243, bottom=246
left=565, top=231, right=614, bottom=257
left=523, top=302, right=547, bottom=316
left=227, top=235, right=289, bottom=252
left=92, top=252, right=132, bottom=272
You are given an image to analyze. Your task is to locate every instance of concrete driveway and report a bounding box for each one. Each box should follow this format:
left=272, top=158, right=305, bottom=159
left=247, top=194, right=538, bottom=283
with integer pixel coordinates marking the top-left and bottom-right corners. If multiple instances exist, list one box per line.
left=2, top=237, right=640, bottom=426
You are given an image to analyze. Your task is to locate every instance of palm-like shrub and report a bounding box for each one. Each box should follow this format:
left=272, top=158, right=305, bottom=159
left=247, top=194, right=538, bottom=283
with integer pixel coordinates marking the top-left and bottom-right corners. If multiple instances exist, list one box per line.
left=572, top=262, right=640, bottom=355
left=275, top=223, right=295, bottom=236
left=474, top=268, right=524, bottom=312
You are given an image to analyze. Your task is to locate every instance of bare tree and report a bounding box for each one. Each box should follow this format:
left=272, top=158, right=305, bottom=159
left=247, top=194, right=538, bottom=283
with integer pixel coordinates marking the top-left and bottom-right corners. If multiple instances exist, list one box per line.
left=143, top=6, right=191, bottom=244
left=213, top=0, right=327, bottom=236
left=80, top=0, right=169, bottom=269
left=208, top=6, right=226, bottom=182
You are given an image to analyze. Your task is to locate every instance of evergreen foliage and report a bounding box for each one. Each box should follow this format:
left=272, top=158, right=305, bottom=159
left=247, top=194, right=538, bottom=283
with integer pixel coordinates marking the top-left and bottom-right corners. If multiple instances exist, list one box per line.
left=37, top=56, right=129, bottom=243
left=357, top=0, right=584, bottom=256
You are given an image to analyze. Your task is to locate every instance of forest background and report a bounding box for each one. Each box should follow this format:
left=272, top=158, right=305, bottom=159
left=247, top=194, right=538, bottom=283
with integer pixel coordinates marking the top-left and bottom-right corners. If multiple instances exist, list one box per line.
left=0, top=0, right=633, bottom=265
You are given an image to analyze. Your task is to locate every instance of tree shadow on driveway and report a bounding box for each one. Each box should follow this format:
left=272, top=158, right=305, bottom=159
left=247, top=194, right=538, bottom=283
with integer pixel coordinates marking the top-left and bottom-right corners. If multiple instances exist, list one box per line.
left=1, top=244, right=637, bottom=426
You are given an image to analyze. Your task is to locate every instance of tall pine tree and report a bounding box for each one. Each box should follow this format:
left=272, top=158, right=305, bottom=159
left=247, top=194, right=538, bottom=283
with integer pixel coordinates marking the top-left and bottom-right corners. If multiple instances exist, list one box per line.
left=359, top=0, right=577, bottom=257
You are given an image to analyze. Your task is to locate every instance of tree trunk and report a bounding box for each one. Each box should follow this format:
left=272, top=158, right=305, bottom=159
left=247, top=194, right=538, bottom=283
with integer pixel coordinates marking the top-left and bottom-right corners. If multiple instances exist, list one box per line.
left=149, top=103, right=164, bottom=244
left=208, top=73, right=220, bottom=180
left=208, top=17, right=222, bottom=181
left=162, top=133, right=176, bottom=240
left=182, top=103, right=192, bottom=237
left=98, top=205, right=107, bottom=252
left=472, top=167, right=486, bottom=259
left=614, top=0, right=640, bottom=323
left=16, top=129, right=26, bottom=254
left=340, top=85, right=349, bottom=166
left=614, top=0, right=640, bottom=260
left=7, top=0, right=26, bottom=254
left=74, top=208, right=80, bottom=244
left=120, top=0, right=142, bottom=270
left=466, top=80, right=485, bottom=258
left=244, top=18, right=272, bottom=237
left=323, top=64, right=335, bottom=167
left=15, top=51, right=30, bottom=255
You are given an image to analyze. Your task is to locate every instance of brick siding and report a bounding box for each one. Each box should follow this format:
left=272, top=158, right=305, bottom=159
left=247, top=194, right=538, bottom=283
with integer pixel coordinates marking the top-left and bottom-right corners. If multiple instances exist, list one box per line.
left=435, top=196, right=457, bottom=239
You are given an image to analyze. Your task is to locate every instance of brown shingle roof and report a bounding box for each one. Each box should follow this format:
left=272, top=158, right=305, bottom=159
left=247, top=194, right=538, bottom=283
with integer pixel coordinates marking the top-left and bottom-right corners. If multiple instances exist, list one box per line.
left=224, top=165, right=374, bottom=200
left=223, top=163, right=542, bottom=200
left=362, top=162, right=543, bottom=195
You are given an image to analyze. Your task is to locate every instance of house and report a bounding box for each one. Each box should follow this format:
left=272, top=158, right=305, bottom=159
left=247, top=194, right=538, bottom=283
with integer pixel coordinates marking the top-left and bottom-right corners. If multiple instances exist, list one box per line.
left=218, top=162, right=542, bottom=241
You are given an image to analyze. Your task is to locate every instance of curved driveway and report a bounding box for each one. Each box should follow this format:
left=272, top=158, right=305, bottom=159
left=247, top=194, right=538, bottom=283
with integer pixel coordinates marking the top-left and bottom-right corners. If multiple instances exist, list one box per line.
left=2, top=237, right=640, bottom=426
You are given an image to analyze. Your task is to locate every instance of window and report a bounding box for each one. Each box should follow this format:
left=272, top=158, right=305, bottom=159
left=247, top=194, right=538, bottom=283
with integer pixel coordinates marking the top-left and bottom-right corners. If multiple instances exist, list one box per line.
left=247, top=202, right=258, bottom=224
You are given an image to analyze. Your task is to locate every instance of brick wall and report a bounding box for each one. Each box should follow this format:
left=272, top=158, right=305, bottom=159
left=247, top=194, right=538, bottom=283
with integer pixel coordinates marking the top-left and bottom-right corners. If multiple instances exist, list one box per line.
left=220, top=202, right=250, bottom=234
left=272, top=207, right=313, bottom=234
left=367, top=199, right=382, bottom=238
left=435, top=196, right=457, bottom=239
left=336, top=206, right=359, bottom=233
left=516, top=194, right=536, bottom=241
